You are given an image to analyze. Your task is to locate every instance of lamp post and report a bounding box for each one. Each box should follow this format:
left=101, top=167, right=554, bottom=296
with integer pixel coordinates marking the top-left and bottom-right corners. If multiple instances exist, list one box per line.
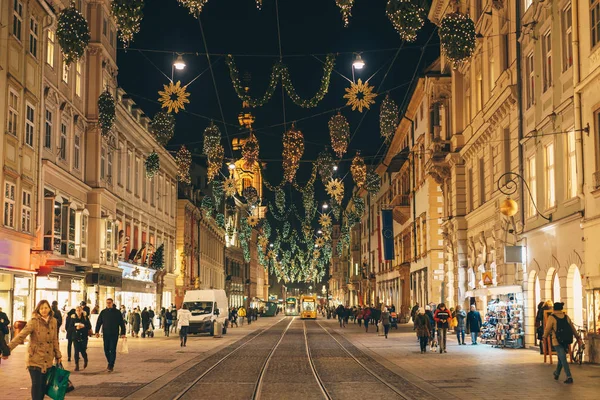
left=497, top=172, right=552, bottom=221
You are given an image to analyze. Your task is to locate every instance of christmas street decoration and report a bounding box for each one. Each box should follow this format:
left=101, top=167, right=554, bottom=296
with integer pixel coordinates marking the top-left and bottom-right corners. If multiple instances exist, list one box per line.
left=158, top=81, right=190, bottom=113
left=150, top=112, right=175, bottom=146
left=439, top=12, right=477, bottom=67
left=352, top=196, right=365, bottom=216
left=207, top=144, right=224, bottom=183
left=326, top=178, right=345, bottom=202
left=319, top=214, right=332, bottom=228
left=177, top=0, right=209, bottom=17
left=351, top=152, right=367, bottom=188
left=111, top=0, right=144, bottom=48
left=386, top=0, right=425, bottom=42
left=279, top=56, right=336, bottom=108
left=212, top=180, right=224, bottom=207
left=328, top=113, right=350, bottom=158
left=150, top=244, right=164, bottom=270
left=315, top=237, right=325, bottom=248
left=203, top=123, right=222, bottom=158
left=242, top=133, right=260, bottom=169
left=243, top=186, right=259, bottom=205
left=282, top=125, right=305, bottom=182
left=380, top=95, right=399, bottom=140
left=176, top=145, right=192, bottom=184
left=98, top=90, right=116, bottom=137
left=258, top=235, right=269, bottom=250
left=201, top=196, right=214, bottom=217
left=344, top=79, right=376, bottom=112
left=275, top=189, right=285, bottom=214
left=335, top=0, right=355, bottom=27
left=224, top=178, right=237, bottom=197
left=145, top=151, right=160, bottom=178
left=247, top=215, right=259, bottom=227
left=365, top=171, right=382, bottom=195
left=313, top=249, right=320, bottom=259
left=316, top=150, right=336, bottom=184
left=215, top=213, right=225, bottom=229
left=56, top=6, right=90, bottom=65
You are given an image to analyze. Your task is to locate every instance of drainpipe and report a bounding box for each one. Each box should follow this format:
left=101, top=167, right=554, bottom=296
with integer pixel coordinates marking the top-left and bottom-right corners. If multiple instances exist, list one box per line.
left=515, top=0, right=525, bottom=234
left=572, top=0, right=585, bottom=198
left=403, top=116, right=418, bottom=261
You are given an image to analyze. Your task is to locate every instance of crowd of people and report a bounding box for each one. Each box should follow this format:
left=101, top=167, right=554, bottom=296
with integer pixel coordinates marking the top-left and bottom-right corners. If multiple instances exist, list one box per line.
left=227, top=306, right=263, bottom=327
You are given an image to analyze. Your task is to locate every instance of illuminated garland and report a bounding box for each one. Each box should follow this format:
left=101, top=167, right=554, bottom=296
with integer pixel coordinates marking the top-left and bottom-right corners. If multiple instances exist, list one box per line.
left=380, top=95, right=399, bottom=140
left=111, top=0, right=144, bottom=48
left=201, top=196, right=214, bottom=217
left=56, top=6, right=90, bottom=65
left=243, top=186, right=259, bottom=206
left=275, top=189, right=286, bottom=214
left=225, top=54, right=336, bottom=109
left=316, top=150, right=336, bottom=184
left=98, top=90, right=116, bottom=137
left=207, top=144, right=224, bottom=183
left=177, top=0, right=209, bottom=17
left=145, top=151, right=160, bottom=178
left=150, top=112, right=175, bottom=146
left=365, top=171, right=382, bottom=195
left=203, top=123, right=222, bottom=160
left=212, top=180, right=224, bottom=208
left=353, top=196, right=365, bottom=216
left=282, top=126, right=305, bottom=182
left=328, top=114, right=350, bottom=158
left=350, top=151, right=367, bottom=188
left=242, top=133, right=260, bottom=169
left=215, top=213, right=225, bottom=229
left=439, top=12, right=477, bottom=67
left=176, top=145, right=192, bottom=184
left=386, top=0, right=425, bottom=42
left=335, top=0, right=355, bottom=27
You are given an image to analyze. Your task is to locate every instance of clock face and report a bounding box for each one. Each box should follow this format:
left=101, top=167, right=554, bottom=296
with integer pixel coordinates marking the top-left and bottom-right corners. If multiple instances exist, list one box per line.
left=383, top=229, right=393, bottom=239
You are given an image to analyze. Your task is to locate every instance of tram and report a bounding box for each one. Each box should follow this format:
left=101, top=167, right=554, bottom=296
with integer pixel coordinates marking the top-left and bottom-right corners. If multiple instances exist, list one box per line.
left=284, top=297, right=299, bottom=316
left=300, top=295, right=317, bottom=319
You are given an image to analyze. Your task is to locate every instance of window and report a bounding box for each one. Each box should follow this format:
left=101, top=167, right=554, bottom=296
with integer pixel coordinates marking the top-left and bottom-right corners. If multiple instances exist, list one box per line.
left=150, top=177, right=155, bottom=206
left=593, top=0, right=600, bottom=48
left=108, top=150, right=113, bottom=183
left=542, top=30, right=552, bottom=91
left=68, top=208, right=76, bottom=256
left=75, top=61, right=82, bottom=97
left=103, top=18, right=107, bottom=36
left=110, top=28, right=115, bottom=48
left=21, top=190, right=31, bottom=233
left=59, top=123, right=67, bottom=160
left=476, top=60, right=483, bottom=111
left=100, top=147, right=106, bottom=179
left=126, top=150, right=132, bottom=190
left=24, top=103, right=35, bottom=147
left=545, top=143, right=556, bottom=208
left=117, top=142, right=123, bottom=186
left=44, top=109, right=53, bottom=149
left=479, top=158, right=486, bottom=205
left=527, top=156, right=537, bottom=217
left=46, top=30, right=55, bottom=67
left=142, top=170, right=147, bottom=202
left=464, top=70, right=471, bottom=125
left=502, top=127, right=511, bottom=184
left=500, top=31, right=509, bottom=71
left=62, top=62, right=69, bottom=83
left=105, top=220, right=113, bottom=264
left=7, top=90, right=18, bottom=136
left=158, top=176, right=163, bottom=210
left=467, top=168, right=474, bottom=211
left=563, top=5, right=573, bottom=71
left=134, top=157, right=140, bottom=196
left=12, top=0, right=23, bottom=40
left=74, top=134, right=80, bottom=170
left=567, top=130, right=577, bottom=199
left=488, top=39, right=495, bottom=90
left=526, top=52, right=534, bottom=108
left=29, top=18, right=38, bottom=57
left=4, top=182, right=16, bottom=228
left=80, top=214, right=88, bottom=260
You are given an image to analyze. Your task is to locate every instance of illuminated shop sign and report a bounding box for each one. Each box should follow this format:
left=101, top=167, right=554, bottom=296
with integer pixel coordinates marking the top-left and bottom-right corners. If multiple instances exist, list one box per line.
left=118, top=261, right=155, bottom=283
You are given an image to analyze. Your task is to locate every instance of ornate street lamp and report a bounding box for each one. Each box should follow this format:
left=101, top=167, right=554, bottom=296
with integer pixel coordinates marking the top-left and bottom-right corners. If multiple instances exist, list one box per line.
left=497, top=172, right=551, bottom=221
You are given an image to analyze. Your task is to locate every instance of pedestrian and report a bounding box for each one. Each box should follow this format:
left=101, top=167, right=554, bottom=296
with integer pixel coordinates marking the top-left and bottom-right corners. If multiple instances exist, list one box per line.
left=380, top=307, right=391, bottom=339
left=536, top=300, right=553, bottom=354
left=64, top=307, right=76, bottom=361
left=0, top=306, right=10, bottom=361
left=51, top=300, right=63, bottom=340
left=414, top=307, right=431, bottom=354
left=130, top=307, right=141, bottom=338
left=94, top=298, right=126, bottom=372
left=372, top=306, right=381, bottom=333
left=454, top=305, right=467, bottom=345
left=410, top=303, right=419, bottom=322
left=363, top=307, right=372, bottom=332
left=424, top=305, right=436, bottom=348
left=160, top=307, right=165, bottom=329
left=148, top=307, right=155, bottom=330
left=336, top=304, right=345, bottom=327
left=434, top=303, right=451, bottom=353
left=164, top=308, right=172, bottom=336
left=141, top=307, right=150, bottom=338
left=81, top=301, right=91, bottom=316
left=238, top=306, right=246, bottom=326
left=70, top=306, right=91, bottom=371
left=229, top=307, right=238, bottom=327
left=92, top=304, right=100, bottom=314
left=543, top=302, right=583, bottom=384
left=6, top=300, right=62, bottom=400
left=466, top=304, right=482, bottom=345
left=357, top=307, right=363, bottom=327
left=171, top=306, right=178, bottom=334
left=178, top=304, right=191, bottom=347
left=344, top=307, right=351, bottom=326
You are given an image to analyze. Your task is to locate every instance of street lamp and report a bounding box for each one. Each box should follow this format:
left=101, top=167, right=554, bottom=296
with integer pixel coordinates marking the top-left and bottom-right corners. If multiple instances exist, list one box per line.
left=322, top=203, right=328, bottom=210
left=352, top=53, right=365, bottom=70
left=498, top=172, right=551, bottom=221
left=228, top=162, right=236, bottom=170
left=173, top=54, right=186, bottom=70
left=333, top=165, right=338, bottom=171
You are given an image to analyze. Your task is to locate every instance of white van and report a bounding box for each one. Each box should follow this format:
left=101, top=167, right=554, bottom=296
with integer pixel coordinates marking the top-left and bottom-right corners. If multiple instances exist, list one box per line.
left=182, top=289, right=229, bottom=335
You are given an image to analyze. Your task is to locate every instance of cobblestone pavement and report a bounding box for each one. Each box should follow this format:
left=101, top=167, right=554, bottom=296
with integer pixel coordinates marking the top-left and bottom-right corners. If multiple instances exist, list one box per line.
left=2, top=316, right=599, bottom=399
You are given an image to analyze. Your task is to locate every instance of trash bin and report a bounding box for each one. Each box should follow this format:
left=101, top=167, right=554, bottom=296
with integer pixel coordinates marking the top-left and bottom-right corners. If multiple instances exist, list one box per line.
left=213, top=320, right=222, bottom=338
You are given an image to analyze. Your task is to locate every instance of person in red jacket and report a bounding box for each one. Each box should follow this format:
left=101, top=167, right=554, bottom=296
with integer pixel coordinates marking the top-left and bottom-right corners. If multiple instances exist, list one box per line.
left=434, top=303, right=451, bottom=353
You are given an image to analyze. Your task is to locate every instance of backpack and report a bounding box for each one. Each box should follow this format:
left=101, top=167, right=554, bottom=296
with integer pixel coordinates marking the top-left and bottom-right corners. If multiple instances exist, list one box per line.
left=552, top=315, right=574, bottom=345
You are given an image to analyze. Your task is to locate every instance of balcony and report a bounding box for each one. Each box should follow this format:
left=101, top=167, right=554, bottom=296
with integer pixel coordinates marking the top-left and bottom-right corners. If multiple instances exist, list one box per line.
left=391, top=194, right=410, bottom=224
left=425, top=137, right=451, bottom=185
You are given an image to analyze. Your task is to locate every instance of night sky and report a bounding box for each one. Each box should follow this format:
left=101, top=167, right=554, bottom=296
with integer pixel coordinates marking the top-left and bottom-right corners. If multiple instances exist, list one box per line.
left=117, top=1, right=439, bottom=203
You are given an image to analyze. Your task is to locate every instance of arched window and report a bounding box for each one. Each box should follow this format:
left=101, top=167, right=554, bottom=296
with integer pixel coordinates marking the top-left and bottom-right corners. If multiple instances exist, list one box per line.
left=535, top=275, right=541, bottom=308
left=571, top=266, right=583, bottom=327
left=553, top=273, right=561, bottom=303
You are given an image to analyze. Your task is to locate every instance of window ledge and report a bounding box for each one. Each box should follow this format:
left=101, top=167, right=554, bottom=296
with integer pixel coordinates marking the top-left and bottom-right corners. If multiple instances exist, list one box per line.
left=563, top=197, right=580, bottom=208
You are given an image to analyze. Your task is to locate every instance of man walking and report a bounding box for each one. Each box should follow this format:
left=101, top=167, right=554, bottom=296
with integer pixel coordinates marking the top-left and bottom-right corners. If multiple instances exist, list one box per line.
left=148, top=307, right=155, bottom=330
left=466, top=305, right=482, bottom=345
left=51, top=301, right=63, bottom=340
left=543, top=302, right=583, bottom=384
left=95, top=298, right=126, bottom=372
left=434, top=303, right=451, bottom=353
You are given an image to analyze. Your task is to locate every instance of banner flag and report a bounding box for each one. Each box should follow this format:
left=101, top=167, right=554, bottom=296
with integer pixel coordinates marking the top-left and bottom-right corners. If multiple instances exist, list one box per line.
left=381, top=209, right=395, bottom=261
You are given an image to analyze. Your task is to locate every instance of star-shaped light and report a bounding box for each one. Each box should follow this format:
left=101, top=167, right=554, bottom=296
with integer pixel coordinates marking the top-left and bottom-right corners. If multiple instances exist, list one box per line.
left=158, top=81, right=190, bottom=114
left=343, top=79, right=376, bottom=112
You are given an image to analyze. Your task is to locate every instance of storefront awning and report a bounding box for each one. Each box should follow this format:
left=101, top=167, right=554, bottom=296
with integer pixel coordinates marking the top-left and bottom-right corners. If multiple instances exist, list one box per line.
left=469, top=285, right=523, bottom=297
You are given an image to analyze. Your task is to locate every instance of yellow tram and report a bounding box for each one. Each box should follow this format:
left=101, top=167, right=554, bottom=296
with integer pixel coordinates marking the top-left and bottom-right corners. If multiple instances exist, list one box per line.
left=300, top=295, right=317, bottom=319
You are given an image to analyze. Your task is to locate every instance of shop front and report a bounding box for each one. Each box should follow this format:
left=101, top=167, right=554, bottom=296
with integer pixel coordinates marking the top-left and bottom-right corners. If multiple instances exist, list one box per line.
left=35, top=264, right=85, bottom=312
left=85, top=267, right=123, bottom=309
left=116, top=261, right=157, bottom=312
left=0, top=268, right=35, bottom=334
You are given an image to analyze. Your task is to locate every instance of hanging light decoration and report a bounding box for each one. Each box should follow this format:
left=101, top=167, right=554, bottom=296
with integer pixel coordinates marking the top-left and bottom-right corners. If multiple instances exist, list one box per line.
left=177, top=0, right=209, bottom=17
left=243, top=186, right=259, bottom=206
left=203, top=123, right=222, bottom=160
left=212, top=180, right=224, bottom=208
left=98, top=90, right=116, bottom=137
left=282, top=125, right=305, bottom=183
left=335, top=0, right=355, bottom=27
left=150, top=111, right=175, bottom=146
left=145, top=151, right=160, bottom=178
left=56, top=5, right=91, bottom=65
left=439, top=12, right=477, bottom=67
left=365, top=171, right=382, bottom=195
left=325, top=178, right=345, bottom=202
left=176, top=145, right=192, bottom=184
left=344, top=79, right=376, bottom=113
left=201, top=196, right=214, bottom=217
left=111, top=0, right=144, bottom=48
left=328, top=113, right=350, bottom=158
left=207, top=144, right=224, bottom=183
left=224, top=178, right=237, bottom=197
left=380, top=95, right=400, bottom=140
left=275, top=189, right=286, bottom=214
left=316, top=150, right=336, bottom=184
left=158, top=81, right=190, bottom=114
left=350, top=151, right=367, bottom=188
left=386, top=0, right=425, bottom=42
left=242, top=133, right=260, bottom=169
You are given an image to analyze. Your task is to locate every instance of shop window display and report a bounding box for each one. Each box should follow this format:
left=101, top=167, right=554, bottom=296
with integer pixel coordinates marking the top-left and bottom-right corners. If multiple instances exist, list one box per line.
left=480, top=293, right=524, bottom=348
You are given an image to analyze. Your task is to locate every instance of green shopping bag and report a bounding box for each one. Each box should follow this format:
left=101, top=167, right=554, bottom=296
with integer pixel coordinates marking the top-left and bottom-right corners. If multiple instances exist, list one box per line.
left=46, top=363, right=71, bottom=400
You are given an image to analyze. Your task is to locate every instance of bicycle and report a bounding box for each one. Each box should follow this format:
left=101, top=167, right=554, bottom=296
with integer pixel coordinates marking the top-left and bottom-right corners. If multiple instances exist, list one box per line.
left=570, top=325, right=587, bottom=365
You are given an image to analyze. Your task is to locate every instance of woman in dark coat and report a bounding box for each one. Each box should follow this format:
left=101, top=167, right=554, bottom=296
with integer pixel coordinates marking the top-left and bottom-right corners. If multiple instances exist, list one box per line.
left=129, top=308, right=141, bottom=337
left=535, top=300, right=553, bottom=354
left=414, top=307, right=431, bottom=353
left=141, top=307, right=150, bottom=338
left=466, top=305, right=483, bottom=345
left=70, top=306, right=91, bottom=371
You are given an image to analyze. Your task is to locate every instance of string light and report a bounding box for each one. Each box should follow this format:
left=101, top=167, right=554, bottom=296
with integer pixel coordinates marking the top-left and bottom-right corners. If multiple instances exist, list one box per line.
left=150, top=111, right=175, bottom=146
left=282, top=125, right=305, bottom=182
left=56, top=5, right=90, bottom=65
left=98, top=90, right=116, bottom=137
left=242, top=133, right=260, bottom=169
left=350, top=151, right=367, bottom=188
left=177, top=0, right=209, bottom=17
left=335, top=0, right=355, bottom=27
left=176, top=145, right=192, bottom=184
left=380, top=94, right=399, bottom=140
left=111, top=0, right=144, bottom=49
left=365, top=171, right=382, bottom=195
left=439, top=12, right=477, bottom=67
left=145, top=151, right=160, bottom=178
left=386, top=0, right=425, bottom=42
left=328, top=114, right=350, bottom=158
